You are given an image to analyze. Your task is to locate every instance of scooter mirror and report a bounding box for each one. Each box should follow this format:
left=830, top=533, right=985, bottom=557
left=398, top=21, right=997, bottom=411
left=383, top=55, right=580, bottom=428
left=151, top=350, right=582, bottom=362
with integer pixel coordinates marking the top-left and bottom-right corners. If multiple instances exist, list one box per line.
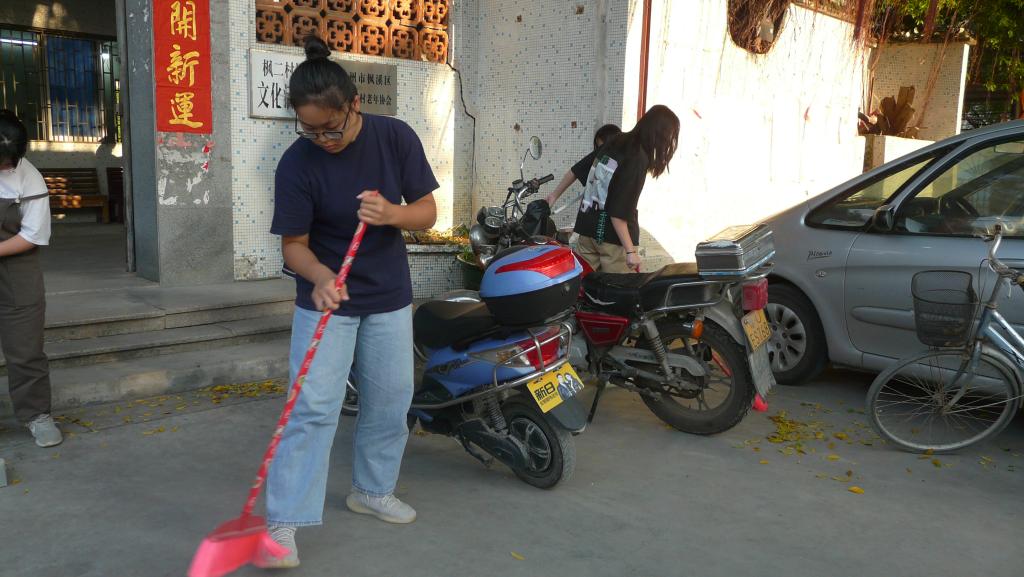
left=529, top=136, right=543, bottom=160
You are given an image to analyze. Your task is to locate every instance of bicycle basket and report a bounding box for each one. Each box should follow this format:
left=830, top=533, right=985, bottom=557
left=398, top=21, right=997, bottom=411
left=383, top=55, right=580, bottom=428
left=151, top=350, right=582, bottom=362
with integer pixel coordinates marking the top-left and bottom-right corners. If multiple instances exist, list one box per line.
left=911, top=270, right=978, bottom=348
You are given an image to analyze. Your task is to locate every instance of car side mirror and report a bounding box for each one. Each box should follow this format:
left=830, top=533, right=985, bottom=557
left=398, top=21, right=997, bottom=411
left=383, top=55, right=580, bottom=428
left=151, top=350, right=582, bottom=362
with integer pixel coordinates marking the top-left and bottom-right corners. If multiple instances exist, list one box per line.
left=872, top=204, right=896, bottom=231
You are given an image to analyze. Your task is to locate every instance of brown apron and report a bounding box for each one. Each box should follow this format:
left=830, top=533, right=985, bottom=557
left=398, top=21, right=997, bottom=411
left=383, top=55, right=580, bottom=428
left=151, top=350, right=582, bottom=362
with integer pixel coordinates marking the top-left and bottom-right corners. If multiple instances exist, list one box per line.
left=0, top=191, right=52, bottom=422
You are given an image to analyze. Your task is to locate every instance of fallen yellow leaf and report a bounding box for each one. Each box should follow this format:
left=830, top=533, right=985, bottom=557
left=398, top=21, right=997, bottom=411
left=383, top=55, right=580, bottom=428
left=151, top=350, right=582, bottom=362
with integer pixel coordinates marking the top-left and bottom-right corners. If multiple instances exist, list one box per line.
left=834, top=432, right=848, bottom=440
left=827, top=454, right=840, bottom=461
left=511, top=552, right=525, bottom=561
left=848, top=486, right=864, bottom=494
left=932, top=458, right=943, bottom=468
left=759, top=459, right=769, bottom=465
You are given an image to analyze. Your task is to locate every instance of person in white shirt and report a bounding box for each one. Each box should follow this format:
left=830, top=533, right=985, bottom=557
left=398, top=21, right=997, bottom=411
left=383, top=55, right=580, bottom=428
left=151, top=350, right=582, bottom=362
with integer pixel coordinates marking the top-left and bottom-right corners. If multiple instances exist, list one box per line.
left=0, top=109, right=61, bottom=447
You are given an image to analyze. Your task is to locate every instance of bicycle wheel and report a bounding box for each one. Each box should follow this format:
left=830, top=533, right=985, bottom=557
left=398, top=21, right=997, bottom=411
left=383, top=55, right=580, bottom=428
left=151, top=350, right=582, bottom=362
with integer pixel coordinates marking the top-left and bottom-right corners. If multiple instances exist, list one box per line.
left=867, top=349, right=1021, bottom=453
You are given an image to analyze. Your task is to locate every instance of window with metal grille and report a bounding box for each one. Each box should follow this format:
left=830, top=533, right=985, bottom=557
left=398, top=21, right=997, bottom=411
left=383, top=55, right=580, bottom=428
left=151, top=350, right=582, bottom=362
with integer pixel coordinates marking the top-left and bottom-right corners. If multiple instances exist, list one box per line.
left=254, top=0, right=450, bottom=64
left=0, top=27, right=121, bottom=143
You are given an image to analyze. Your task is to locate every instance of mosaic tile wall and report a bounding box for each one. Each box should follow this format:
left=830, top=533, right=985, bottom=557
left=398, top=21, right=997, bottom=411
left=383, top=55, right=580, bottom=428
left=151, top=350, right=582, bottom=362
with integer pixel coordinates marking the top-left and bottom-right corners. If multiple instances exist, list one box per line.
left=407, top=244, right=464, bottom=298
left=229, top=0, right=465, bottom=280
left=871, top=42, right=970, bottom=142
left=465, top=2, right=626, bottom=233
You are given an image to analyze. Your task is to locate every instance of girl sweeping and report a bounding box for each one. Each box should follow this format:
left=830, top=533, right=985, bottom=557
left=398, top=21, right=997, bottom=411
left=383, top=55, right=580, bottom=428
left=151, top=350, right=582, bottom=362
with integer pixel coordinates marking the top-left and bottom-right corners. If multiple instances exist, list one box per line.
left=0, top=110, right=62, bottom=448
left=261, top=36, right=438, bottom=568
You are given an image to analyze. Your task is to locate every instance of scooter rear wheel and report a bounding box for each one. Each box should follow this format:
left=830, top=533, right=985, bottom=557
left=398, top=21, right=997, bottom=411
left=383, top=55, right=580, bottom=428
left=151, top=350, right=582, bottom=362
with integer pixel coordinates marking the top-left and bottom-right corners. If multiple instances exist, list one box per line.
left=502, top=397, right=575, bottom=489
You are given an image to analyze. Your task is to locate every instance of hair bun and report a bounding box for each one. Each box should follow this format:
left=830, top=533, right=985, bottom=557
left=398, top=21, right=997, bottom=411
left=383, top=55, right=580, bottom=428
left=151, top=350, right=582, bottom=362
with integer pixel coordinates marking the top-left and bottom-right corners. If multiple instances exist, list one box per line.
left=303, top=35, right=331, bottom=60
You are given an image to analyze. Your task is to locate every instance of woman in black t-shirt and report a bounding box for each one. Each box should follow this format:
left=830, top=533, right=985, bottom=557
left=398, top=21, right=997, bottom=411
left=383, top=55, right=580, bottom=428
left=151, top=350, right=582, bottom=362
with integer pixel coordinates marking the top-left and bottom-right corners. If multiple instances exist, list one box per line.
left=546, top=123, right=621, bottom=206
left=555, top=106, right=679, bottom=273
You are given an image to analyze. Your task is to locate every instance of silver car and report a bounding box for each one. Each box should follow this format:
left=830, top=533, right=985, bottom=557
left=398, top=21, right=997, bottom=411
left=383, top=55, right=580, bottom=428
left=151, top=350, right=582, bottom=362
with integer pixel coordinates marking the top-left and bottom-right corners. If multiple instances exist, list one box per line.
left=763, top=120, right=1024, bottom=385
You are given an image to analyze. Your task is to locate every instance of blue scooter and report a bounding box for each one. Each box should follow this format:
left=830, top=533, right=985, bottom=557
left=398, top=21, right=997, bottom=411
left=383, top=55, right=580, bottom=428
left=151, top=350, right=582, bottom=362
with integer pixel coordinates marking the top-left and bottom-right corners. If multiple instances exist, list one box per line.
left=342, top=244, right=588, bottom=488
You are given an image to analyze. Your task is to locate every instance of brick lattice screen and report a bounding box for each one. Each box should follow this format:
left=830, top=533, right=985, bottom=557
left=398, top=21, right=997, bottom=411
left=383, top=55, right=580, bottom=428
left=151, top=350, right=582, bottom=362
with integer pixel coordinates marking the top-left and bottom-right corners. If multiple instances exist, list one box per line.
left=255, top=0, right=450, bottom=63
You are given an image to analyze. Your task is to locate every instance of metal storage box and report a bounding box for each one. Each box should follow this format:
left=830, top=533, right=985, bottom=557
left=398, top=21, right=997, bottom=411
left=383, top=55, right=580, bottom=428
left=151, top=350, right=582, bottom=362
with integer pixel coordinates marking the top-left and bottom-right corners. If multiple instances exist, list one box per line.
left=695, top=224, right=775, bottom=279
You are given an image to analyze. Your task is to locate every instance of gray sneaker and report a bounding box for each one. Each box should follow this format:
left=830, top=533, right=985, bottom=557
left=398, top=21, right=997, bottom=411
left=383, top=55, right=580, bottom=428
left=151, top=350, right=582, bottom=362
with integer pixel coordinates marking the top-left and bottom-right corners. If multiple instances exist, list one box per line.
left=346, top=491, right=417, bottom=524
left=255, top=526, right=299, bottom=569
left=27, top=414, right=63, bottom=448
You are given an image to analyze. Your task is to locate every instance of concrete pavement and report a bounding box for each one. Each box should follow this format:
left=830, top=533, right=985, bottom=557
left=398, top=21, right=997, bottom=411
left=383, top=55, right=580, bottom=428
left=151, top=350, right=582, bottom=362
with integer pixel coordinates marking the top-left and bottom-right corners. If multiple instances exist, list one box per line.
left=1, top=371, right=1021, bottom=577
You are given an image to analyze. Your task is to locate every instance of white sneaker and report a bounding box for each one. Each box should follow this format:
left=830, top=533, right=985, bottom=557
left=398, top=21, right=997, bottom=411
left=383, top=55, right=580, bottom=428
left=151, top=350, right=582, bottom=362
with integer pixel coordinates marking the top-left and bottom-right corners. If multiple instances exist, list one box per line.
left=346, top=491, right=417, bottom=524
left=255, top=526, right=300, bottom=569
left=27, top=414, right=63, bottom=448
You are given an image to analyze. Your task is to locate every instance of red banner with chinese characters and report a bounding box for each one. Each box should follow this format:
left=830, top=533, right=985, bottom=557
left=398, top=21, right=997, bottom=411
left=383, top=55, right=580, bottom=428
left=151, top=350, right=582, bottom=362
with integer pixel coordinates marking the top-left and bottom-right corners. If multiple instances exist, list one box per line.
left=153, top=0, right=212, bottom=133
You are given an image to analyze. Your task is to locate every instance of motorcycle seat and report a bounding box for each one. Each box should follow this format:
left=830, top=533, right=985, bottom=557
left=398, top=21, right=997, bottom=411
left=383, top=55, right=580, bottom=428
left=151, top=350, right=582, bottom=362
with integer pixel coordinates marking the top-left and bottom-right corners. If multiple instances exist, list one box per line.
left=581, top=263, right=718, bottom=315
left=414, top=301, right=500, bottom=350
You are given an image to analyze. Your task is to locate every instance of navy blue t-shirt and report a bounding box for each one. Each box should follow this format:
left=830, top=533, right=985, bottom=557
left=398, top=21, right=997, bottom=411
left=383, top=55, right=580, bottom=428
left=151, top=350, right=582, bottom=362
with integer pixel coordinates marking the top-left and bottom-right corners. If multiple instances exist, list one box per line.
left=271, top=114, right=439, bottom=315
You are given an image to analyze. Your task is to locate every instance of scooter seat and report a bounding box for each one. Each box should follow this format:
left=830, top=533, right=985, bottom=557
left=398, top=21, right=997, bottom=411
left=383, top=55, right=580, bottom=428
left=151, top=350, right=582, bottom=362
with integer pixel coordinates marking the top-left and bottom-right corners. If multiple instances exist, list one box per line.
left=581, top=263, right=716, bottom=315
left=414, top=301, right=499, bottom=350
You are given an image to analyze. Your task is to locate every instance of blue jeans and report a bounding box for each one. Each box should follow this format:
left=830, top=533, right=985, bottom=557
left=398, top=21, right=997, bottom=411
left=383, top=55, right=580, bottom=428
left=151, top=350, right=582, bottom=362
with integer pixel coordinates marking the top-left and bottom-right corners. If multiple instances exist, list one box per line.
left=266, top=305, right=414, bottom=527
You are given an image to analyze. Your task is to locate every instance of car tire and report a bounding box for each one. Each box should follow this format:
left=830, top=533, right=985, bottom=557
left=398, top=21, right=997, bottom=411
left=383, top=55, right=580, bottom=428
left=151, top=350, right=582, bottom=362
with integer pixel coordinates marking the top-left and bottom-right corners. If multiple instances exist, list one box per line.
left=766, top=283, right=827, bottom=386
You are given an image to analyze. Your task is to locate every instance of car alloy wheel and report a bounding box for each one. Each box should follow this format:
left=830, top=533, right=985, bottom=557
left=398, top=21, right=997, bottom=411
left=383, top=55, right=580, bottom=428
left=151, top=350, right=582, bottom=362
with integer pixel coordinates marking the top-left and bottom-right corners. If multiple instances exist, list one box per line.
left=765, top=302, right=808, bottom=373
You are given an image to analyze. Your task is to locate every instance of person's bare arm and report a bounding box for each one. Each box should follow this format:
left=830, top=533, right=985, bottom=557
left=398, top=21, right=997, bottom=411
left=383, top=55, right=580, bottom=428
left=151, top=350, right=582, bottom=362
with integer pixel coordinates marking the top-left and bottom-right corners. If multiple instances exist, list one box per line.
left=357, top=192, right=437, bottom=230
left=0, top=235, right=35, bottom=258
left=282, top=235, right=348, bottom=311
left=610, top=217, right=641, bottom=271
left=545, top=170, right=578, bottom=206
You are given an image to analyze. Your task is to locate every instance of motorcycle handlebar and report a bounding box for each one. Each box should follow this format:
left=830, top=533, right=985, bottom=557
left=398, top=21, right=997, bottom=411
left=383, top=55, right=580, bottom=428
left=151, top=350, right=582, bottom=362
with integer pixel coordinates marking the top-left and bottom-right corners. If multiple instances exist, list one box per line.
left=535, top=174, right=555, bottom=186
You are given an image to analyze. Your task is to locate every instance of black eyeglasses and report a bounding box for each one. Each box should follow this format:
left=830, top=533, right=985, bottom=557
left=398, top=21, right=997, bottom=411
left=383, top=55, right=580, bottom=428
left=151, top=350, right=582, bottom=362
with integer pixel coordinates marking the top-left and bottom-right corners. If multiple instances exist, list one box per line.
left=295, top=108, right=354, bottom=141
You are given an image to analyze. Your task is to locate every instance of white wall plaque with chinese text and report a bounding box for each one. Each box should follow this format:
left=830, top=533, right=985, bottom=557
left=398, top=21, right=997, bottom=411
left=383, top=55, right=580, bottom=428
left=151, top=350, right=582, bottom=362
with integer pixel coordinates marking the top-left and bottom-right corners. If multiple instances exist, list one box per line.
left=249, top=49, right=398, bottom=118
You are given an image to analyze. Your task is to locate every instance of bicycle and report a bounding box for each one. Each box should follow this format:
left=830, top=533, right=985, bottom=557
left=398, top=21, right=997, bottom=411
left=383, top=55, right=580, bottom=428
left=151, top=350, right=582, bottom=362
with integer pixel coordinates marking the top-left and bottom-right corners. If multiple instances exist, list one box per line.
left=866, top=224, right=1024, bottom=453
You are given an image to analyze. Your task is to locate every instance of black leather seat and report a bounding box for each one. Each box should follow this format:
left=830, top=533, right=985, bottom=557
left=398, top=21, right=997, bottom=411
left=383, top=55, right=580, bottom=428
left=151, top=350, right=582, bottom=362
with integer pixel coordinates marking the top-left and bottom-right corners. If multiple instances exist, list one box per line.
left=581, top=263, right=714, bottom=315
left=414, top=301, right=499, bottom=349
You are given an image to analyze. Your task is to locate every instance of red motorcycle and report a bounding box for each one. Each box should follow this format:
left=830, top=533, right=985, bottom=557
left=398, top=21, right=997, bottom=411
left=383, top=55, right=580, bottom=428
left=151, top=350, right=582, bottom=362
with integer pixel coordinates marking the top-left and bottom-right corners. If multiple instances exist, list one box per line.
left=462, top=139, right=775, bottom=434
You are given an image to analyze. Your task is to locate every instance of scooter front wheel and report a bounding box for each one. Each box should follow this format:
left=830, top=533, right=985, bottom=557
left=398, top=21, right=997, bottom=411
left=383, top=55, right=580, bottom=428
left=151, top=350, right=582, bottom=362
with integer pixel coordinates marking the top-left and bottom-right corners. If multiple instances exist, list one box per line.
left=502, top=398, right=575, bottom=489
left=341, top=377, right=360, bottom=417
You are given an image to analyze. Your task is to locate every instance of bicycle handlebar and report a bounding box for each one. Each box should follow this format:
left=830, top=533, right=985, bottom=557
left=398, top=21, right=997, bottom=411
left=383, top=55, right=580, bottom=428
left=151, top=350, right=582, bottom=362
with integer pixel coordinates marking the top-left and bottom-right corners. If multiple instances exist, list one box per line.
left=985, top=225, right=1024, bottom=285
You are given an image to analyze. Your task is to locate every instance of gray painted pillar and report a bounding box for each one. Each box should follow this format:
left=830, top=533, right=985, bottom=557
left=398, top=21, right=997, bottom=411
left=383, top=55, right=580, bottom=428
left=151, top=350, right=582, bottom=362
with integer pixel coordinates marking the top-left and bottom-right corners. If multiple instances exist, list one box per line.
left=122, top=0, right=233, bottom=286
left=125, top=0, right=158, bottom=280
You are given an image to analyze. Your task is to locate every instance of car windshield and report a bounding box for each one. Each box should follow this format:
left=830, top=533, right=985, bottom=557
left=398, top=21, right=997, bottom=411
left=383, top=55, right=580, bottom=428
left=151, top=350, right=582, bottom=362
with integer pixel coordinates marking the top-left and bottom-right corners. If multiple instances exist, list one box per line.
left=806, top=157, right=934, bottom=229
left=898, top=139, right=1024, bottom=236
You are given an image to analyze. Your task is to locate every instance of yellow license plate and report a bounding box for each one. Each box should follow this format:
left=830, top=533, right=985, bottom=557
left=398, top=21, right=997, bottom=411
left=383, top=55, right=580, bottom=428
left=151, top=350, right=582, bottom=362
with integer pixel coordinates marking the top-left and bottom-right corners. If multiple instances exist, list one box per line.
left=742, top=309, right=772, bottom=350
left=526, top=364, right=584, bottom=413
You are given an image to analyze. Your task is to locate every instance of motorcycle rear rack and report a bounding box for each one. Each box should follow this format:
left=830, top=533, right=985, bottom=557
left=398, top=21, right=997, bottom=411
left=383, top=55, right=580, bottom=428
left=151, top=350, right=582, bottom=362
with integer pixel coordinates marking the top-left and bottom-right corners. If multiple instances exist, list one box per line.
left=647, top=262, right=774, bottom=315
left=411, top=324, right=573, bottom=411
left=487, top=323, right=573, bottom=386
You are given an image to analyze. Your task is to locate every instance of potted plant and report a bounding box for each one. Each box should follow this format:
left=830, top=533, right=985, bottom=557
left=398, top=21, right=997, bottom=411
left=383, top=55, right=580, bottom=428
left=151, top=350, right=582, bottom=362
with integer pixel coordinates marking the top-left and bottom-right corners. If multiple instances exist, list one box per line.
left=456, top=244, right=483, bottom=290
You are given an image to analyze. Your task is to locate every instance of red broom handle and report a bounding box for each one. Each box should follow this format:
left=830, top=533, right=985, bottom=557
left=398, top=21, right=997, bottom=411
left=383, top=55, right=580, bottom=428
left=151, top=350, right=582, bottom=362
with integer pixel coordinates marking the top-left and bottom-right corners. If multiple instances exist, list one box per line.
left=240, top=216, right=371, bottom=519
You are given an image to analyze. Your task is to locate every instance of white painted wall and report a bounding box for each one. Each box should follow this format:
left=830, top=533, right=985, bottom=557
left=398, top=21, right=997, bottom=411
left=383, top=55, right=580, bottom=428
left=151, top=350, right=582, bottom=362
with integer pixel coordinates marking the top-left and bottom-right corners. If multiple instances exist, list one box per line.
left=635, top=1, right=869, bottom=267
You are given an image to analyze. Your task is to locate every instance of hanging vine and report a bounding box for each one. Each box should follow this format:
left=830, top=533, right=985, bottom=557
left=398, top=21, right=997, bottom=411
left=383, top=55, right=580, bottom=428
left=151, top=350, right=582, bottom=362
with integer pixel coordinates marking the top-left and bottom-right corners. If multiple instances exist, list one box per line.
left=727, top=0, right=791, bottom=54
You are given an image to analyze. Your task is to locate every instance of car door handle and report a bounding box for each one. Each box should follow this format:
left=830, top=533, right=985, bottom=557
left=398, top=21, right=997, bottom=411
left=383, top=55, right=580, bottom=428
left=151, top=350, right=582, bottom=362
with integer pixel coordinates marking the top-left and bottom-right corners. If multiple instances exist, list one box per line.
left=850, top=306, right=915, bottom=331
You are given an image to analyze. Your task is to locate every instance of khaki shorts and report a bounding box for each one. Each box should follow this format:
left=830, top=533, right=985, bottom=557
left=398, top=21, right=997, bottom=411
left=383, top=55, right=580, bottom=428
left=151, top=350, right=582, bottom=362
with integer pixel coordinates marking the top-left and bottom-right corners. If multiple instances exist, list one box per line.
left=575, top=235, right=631, bottom=273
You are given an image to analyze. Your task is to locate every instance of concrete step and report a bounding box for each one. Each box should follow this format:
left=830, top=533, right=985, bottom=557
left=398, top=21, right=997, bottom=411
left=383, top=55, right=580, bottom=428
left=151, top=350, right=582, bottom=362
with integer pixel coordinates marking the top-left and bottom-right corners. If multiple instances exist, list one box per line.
left=43, top=278, right=295, bottom=341
left=0, top=337, right=290, bottom=414
left=1, top=314, right=291, bottom=374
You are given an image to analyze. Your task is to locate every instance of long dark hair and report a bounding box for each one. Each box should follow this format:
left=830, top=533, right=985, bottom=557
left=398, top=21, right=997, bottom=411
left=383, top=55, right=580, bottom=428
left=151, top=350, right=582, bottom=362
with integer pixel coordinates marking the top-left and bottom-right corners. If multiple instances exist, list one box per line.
left=593, top=123, right=621, bottom=149
left=0, top=109, right=28, bottom=167
left=288, top=36, right=358, bottom=111
left=632, top=105, right=679, bottom=177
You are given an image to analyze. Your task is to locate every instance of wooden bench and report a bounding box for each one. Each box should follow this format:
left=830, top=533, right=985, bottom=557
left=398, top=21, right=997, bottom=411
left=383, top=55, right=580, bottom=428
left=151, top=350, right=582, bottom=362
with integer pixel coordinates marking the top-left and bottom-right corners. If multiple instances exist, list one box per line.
left=39, top=168, right=110, bottom=224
